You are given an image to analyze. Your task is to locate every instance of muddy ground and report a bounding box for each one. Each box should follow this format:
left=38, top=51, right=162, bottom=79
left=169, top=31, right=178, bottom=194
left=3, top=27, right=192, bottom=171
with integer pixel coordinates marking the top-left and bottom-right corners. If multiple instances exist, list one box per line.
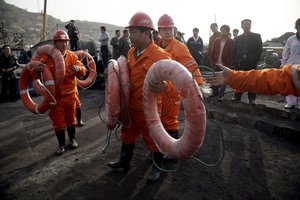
left=0, top=88, right=299, bottom=200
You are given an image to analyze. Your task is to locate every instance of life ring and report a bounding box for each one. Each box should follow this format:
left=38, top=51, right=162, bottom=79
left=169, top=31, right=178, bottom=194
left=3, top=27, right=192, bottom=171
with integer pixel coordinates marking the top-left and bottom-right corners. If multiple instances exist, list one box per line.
left=105, top=59, right=120, bottom=130
left=143, top=59, right=206, bottom=160
left=117, top=56, right=130, bottom=125
left=74, top=50, right=97, bottom=88
left=20, top=61, right=56, bottom=114
left=31, top=44, right=65, bottom=89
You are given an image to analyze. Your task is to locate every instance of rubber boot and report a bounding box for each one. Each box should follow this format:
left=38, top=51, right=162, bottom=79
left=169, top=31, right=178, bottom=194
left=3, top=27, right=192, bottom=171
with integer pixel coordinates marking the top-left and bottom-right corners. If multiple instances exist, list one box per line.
left=108, top=142, right=135, bottom=172
left=67, top=126, right=78, bottom=148
left=76, top=107, right=84, bottom=127
left=148, top=152, right=164, bottom=183
left=55, top=130, right=66, bottom=155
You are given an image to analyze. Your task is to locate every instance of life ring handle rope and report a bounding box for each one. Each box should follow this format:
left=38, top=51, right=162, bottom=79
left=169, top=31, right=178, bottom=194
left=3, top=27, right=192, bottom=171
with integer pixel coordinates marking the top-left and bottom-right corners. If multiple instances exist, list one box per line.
left=38, top=71, right=57, bottom=108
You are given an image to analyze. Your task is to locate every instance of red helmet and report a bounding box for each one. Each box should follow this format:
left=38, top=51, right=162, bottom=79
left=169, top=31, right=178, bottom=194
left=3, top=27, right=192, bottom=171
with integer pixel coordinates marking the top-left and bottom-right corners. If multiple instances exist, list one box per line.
left=126, top=12, right=155, bottom=30
left=158, top=14, right=175, bottom=28
left=53, top=29, right=69, bottom=41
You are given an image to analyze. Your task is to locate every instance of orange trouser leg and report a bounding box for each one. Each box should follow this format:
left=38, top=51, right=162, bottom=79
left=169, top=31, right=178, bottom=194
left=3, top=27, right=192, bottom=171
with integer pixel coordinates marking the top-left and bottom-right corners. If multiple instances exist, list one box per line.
left=49, top=98, right=76, bottom=131
left=120, top=111, right=160, bottom=153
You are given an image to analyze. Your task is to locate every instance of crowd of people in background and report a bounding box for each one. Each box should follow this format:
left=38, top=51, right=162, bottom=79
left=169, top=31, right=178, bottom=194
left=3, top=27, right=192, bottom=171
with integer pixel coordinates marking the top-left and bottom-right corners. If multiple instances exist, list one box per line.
left=1, top=16, right=299, bottom=109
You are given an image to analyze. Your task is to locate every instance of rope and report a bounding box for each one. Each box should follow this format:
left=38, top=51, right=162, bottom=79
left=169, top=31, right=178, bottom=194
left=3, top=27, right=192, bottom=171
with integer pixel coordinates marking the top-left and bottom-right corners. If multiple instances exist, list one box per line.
left=39, top=71, right=57, bottom=111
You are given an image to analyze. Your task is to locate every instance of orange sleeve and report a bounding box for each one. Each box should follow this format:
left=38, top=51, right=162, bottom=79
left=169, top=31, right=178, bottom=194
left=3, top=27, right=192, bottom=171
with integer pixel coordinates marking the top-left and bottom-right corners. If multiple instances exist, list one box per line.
left=228, top=65, right=300, bottom=96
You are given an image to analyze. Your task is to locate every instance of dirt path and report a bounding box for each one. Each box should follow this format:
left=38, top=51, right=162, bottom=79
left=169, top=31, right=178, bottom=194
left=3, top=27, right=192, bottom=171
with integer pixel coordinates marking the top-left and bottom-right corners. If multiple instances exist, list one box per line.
left=0, top=89, right=299, bottom=200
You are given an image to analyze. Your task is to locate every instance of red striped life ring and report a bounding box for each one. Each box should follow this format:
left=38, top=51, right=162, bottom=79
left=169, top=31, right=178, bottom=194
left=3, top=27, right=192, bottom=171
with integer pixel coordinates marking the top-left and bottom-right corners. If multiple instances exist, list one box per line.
left=31, top=44, right=65, bottom=89
left=105, top=59, right=120, bottom=130
left=117, top=56, right=130, bottom=125
left=143, top=59, right=206, bottom=160
left=19, top=61, right=56, bottom=114
left=74, top=50, right=97, bottom=88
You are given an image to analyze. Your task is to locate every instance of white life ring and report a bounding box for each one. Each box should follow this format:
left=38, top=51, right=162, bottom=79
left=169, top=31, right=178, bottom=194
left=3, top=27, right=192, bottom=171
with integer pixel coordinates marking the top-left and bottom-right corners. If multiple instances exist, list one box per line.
left=143, top=59, right=206, bottom=160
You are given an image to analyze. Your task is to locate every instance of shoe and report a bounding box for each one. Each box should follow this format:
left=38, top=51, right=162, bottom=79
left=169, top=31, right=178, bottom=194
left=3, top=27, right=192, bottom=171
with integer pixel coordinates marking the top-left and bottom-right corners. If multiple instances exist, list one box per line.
left=147, top=165, right=161, bottom=183
left=108, top=160, right=130, bottom=172
left=77, top=120, right=84, bottom=127
left=285, top=104, right=294, bottom=109
left=69, top=139, right=78, bottom=148
left=231, top=97, right=240, bottom=102
left=56, top=145, right=65, bottom=155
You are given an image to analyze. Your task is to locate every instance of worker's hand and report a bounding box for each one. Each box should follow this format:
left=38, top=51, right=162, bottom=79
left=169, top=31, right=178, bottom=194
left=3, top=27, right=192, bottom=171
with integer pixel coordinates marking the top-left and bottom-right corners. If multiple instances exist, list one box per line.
left=34, top=63, right=46, bottom=72
left=71, top=65, right=79, bottom=72
left=148, top=80, right=167, bottom=93
left=205, top=64, right=231, bottom=87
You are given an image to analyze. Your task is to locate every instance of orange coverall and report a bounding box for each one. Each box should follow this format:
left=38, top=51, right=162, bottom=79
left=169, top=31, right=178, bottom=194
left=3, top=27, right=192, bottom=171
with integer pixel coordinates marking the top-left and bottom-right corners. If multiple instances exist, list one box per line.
left=157, top=37, right=204, bottom=132
left=32, top=49, right=86, bottom=131
left=120, top=42, right=172, bottom=152
left=228, top=64, right=300, bottom=96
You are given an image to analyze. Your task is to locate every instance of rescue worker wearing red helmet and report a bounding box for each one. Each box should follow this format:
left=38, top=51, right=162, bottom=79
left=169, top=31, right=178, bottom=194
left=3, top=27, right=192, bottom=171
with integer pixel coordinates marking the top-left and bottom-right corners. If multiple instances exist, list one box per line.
left=156, top=14, right=204, bottom=144
left=32, top=29, right=86, bottom=155
left=108, top=12, right=172, bottom=182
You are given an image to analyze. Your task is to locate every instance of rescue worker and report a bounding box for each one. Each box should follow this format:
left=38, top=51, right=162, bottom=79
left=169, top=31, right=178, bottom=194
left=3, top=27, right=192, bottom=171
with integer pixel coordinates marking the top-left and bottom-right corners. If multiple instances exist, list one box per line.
left=107, top=12, right=172, bottom=182
left=205, top=64, right=300, bottom=97
left=32, top=29, right=86, bottom=155
left=156, top=14, right=203, bottom=142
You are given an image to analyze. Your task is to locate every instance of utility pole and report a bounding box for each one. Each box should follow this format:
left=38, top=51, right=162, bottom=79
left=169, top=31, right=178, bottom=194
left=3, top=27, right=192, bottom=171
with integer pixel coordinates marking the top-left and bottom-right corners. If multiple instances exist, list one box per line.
left=41, top=0, right=47, bottom=42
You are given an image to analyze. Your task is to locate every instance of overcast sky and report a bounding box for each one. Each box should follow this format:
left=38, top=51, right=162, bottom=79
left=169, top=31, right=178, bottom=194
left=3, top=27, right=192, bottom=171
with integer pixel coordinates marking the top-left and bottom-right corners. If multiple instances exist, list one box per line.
left=5, top=0, right=300, bottom=43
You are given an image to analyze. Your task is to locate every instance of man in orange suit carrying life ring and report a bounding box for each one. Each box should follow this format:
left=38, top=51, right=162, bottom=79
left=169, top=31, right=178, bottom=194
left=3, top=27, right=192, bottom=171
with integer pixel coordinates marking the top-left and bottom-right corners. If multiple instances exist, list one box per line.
left=32, top=29, right=86, bottom=155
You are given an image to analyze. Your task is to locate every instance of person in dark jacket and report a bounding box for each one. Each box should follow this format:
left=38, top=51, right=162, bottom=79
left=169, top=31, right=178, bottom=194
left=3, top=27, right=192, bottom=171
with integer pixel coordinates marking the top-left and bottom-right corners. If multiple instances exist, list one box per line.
left=118, top=29, right=131, bottom=58
left=65, top=20, right=80, bottom=51
left=110, top=29, right=121, bottom=59
left=232, top=19, right=262, bottom=104
left=186, top=28, right=204, bottom=65
left=0, top=45, right=19, bottom=102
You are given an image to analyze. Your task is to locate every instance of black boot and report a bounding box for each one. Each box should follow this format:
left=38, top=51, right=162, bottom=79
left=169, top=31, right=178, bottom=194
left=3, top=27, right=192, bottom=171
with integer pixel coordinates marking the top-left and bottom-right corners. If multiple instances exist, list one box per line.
left=108, top=142, right=135, bottom=172
left=148, top=152, right=163, bottom=183
left=55, top=130, right=66, bottom=155
left=76, top=107, right=84, bottom=127
left=67, top=126, right=78, bottom=148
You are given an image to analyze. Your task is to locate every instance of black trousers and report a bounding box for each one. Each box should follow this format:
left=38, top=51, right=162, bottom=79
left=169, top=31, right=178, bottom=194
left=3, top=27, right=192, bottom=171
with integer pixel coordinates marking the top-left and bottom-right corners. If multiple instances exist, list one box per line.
left=70, top=39, right=79, bottom=51
left=0, top=77, right=17, bottom=101
left=101, top=45, right=109, bottom=68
